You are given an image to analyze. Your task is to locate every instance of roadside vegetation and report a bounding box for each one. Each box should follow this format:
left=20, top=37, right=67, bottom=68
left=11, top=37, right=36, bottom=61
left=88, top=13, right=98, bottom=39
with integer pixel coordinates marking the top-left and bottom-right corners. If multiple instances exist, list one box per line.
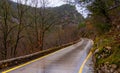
left=79, top=0, right=120, bottom=73
left=0, top=0, right=120, bottom=72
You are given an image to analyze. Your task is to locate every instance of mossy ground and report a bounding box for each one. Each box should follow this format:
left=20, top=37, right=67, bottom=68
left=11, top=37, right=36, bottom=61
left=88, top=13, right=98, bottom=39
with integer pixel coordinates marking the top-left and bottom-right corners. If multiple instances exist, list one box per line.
left=94, top=32, right=120, bottom=66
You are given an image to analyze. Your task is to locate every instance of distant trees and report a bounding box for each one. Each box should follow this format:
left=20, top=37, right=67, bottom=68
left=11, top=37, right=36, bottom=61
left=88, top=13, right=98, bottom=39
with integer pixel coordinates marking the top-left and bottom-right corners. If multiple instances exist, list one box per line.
left=30, top=0, right=59, bottom=50
left=0, top=0, right=83, bottom=60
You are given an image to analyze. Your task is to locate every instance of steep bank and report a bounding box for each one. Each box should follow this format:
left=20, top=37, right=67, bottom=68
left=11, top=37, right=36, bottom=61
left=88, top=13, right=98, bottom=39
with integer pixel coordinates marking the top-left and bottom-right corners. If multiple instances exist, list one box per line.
left=93, top=28, right=120, bottom=73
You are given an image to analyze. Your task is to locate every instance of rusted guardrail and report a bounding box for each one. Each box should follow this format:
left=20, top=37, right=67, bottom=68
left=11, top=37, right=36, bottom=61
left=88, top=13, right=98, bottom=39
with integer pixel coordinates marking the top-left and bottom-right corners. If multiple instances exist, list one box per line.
left=0, top=40, right=79, bottom=70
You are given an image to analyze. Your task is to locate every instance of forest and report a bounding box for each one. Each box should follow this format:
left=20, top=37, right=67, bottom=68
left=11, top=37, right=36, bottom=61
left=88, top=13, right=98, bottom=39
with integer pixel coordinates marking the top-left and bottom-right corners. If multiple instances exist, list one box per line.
left=0, top=0, right=84, bottom=60
left=0, top=0, right=120, bottom=73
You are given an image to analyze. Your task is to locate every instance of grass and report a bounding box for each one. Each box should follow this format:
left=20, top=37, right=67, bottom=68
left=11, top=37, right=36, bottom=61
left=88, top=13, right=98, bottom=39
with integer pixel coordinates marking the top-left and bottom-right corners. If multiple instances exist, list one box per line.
left=94, top=35, right=120, bottom=66
left=104, top=46, right=120, bottom=65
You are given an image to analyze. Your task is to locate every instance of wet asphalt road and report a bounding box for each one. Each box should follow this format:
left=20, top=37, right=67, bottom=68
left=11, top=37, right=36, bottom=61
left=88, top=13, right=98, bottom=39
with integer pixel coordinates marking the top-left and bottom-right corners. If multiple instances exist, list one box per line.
left=5, top=39, right=93, bottom=73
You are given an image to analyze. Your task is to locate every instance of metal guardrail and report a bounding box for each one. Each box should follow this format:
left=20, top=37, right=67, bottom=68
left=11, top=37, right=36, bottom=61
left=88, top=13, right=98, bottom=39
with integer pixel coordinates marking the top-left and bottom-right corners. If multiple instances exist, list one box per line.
left=0, top=40, right=79, bottom=70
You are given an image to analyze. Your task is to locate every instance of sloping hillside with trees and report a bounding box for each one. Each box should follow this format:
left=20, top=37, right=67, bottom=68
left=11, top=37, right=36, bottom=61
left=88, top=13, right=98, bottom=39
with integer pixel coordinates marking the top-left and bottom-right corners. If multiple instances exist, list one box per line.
left=77, top=0, right=120, bottom=73
left=0, top=0, right=84, bottom=60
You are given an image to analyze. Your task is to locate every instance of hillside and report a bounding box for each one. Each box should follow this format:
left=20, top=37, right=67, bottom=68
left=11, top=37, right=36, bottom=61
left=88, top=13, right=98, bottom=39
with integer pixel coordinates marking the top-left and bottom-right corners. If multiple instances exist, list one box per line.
left=1, top=0, right=84, bottom=26
left=0, top=0, right=84, bottom=60
left=81, top=0, right=120, bottom=73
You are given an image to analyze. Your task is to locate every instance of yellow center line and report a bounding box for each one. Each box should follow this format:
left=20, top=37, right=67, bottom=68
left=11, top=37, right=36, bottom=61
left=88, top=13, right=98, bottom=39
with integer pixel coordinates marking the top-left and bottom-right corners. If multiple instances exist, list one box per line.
left=2, top=46, right=69, bottom=73
left=2, top=39, right=88, bottom=73
left=79, top=51, right=92, bottom=73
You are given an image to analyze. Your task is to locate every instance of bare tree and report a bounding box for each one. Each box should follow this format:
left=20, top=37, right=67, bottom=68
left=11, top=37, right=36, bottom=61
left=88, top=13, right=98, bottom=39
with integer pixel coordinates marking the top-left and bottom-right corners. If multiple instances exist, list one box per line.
left=12, top=0, right=30, bottom=57
left=31, top=0, right=58, bottom=50
left=0, top=0, right=10, bottom=59
left=0, top=0, right=18, bottom=59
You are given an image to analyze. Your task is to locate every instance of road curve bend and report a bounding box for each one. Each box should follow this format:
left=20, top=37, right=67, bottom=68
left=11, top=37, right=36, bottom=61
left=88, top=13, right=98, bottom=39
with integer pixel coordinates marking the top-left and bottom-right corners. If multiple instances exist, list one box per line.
left=2, top=39, right=93, bottom=73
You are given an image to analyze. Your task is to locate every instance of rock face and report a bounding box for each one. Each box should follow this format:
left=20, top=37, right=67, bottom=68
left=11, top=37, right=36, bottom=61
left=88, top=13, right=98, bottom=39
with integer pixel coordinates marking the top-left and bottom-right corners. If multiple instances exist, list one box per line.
left=95, top=46, right=112, bottom=60
left=94, top=46, right=120, bottom=73
left=111, top=64, right=117, bottom=69
left=95, top=62, right=120, bottom=73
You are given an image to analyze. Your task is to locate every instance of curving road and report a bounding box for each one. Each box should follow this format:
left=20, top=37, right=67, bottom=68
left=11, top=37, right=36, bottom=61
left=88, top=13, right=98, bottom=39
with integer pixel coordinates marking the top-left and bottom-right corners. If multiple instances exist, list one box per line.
left=2, top=39, right=93, bottom=73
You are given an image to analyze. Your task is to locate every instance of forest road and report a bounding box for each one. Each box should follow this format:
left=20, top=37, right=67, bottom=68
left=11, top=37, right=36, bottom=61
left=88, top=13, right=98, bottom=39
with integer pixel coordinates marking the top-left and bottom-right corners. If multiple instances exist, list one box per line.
left=2, top=38, right=93, bottom=73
